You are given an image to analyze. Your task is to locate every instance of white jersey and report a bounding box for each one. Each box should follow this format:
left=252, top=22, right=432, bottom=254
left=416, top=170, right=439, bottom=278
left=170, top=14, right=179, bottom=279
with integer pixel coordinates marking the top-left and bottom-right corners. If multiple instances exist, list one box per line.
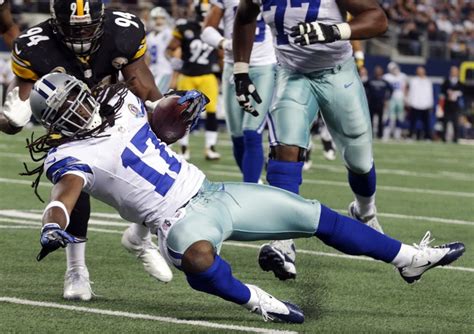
left=383, top=72, right=407, bottom=100
left=44, top=91, right=205, bottom=227
left=146, top=27, right=173, bottom=78
left=253, top=0, right=352, bottom=72
left=210, top=0, right=276, bottom=66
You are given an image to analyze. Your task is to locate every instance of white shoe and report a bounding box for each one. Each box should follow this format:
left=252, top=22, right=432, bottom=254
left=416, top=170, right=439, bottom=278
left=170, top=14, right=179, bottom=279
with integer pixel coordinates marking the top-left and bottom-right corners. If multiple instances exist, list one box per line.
left=348, top=201, right=384, bottom=234
left=323, top=149, right=336, bottom=161
left=399, top=232, right=465, bottom=284
left=205, top=146, right=221, bottom=160
left=244, top=284, right=304, bottom=323
left=63, top=267, right=94, bottom=301
left=121, top=227, right=173, bottom=282
left=303, top=160, right=312, bottom=171
left=258, top=240, right=296, bottom=280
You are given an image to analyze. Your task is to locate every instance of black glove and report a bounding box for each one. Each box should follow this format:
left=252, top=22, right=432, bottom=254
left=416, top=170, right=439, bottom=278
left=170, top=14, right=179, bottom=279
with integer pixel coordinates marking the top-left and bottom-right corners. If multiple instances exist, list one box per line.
left=290, top=22, right=341, bottom=45
left=234, top=73, right=262, bottom=117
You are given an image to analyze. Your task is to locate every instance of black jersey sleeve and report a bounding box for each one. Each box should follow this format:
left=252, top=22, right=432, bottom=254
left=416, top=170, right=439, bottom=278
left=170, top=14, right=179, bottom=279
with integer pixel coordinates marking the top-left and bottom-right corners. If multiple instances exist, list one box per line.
left=104, top=9, right=147, bottom=64
left=10, top=21, right=55, bottom=81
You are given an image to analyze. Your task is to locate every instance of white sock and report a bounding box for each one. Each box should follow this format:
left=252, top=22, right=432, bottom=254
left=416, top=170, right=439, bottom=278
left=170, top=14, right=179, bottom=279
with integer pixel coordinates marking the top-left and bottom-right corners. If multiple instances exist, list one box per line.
left=243, top=284, right=259, bottom=309
left=205, top=131, right=218, bottom=148
left=128, top=223, right=151, bottom=243
left=179, top=133, right=189, bottom=146
left=391, top=244, right=418, bottom=268
left=66, top=242, right=87, bottom=271
left=354, top=193, right=376, bottom=218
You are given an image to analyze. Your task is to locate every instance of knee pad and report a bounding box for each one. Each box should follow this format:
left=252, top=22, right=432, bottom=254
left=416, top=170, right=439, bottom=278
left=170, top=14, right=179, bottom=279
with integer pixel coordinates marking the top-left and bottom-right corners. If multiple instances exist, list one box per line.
left=343, top=145, right=373, bottom=174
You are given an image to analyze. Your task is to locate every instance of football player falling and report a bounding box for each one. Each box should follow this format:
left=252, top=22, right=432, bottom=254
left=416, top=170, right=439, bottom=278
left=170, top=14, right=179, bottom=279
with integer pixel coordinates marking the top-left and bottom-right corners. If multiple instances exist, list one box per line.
left=0, top=0, right=203, bottom=301
left=233, top=0, right=389, bottom=280
left=30, top=72, right=464, bottom=324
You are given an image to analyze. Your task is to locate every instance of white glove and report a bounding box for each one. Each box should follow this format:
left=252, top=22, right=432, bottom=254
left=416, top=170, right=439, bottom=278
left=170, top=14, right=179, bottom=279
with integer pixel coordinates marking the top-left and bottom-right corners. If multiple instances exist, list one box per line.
left=3, top=87, right=32, bottom=127
left=145, top=99, right=160, bottom=113
left=221, top=39, right=233, bottom=52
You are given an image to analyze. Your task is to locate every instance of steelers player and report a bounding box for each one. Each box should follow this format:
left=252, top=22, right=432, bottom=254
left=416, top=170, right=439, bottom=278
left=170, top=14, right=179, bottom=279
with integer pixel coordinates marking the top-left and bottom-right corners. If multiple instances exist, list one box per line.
left=0, top=0, right=187, bottom=301
left=167, top=4, right=221, bottom=160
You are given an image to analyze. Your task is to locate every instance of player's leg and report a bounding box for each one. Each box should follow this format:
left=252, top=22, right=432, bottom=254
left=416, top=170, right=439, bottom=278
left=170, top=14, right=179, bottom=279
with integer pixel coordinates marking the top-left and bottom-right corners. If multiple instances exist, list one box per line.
left=156, top=72, right=172, bottom=94
left=176, top=74, right=195, bottom=159
left=198, top=74, right=220, bottom=160
left=165, top=181, right=464, bottom=322
left=121, top=223, right=173, bottom=282
left=394, top=100, right=404, bottom=140
left=262, top=67, right=319, bottom=279
left=222, top=62, right=245, bottom=174
left=64, top=191, right=92, bottom=300
left=239, top=63, right=275, bottom=182
left=314, top=59, right=381, bottom=233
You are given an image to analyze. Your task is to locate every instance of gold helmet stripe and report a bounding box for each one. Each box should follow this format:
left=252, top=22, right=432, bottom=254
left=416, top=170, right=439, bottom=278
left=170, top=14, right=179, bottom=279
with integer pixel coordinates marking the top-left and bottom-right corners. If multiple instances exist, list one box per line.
left=77, top=0, right=84, bottom=16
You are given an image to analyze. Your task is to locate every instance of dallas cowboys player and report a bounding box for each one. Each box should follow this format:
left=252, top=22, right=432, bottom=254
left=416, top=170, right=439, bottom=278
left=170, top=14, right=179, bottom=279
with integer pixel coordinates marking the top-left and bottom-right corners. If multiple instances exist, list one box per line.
left=30, top=72, right=464, bottom=323
left=201, top=0, right=276, bottom=182
left=146, top=7, right=174, bottom=94
left=233, top=0, right=388, bottom=280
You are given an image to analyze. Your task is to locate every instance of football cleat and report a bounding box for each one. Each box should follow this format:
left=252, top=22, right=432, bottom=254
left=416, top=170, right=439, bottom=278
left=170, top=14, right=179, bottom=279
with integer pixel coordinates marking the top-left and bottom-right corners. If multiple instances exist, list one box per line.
left=180, top=146, right=190, bottom=160
left=63, top=266, right=94, bottom=301
left=205, top=146, right=221, bottom=160
left=323, top=149, right=336, bottom=161
left=121, top=227, right=173, bottom=282
left=258, top=240, right=296, bottom=280
left=399, top=231, right=465, bottom=284
left=348, top=201, right=384, bottom=234
left=244, top=284, right=304, bottom=323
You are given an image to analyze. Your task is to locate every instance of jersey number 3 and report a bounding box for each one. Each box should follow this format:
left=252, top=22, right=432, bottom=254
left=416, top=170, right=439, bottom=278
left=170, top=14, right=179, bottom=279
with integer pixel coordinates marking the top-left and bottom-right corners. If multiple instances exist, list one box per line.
left=121, top=123, right=181, bottom=196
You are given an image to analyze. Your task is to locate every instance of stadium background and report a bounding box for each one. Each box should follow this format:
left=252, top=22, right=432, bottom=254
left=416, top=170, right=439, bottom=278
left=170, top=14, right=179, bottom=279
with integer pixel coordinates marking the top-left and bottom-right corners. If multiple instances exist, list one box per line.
left=0, top=1, right=473, bottom=333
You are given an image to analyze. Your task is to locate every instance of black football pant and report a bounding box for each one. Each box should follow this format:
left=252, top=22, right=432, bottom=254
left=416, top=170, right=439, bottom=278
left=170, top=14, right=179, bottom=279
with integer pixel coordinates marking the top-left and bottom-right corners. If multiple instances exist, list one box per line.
left=65, top=191, right=90, bottom=238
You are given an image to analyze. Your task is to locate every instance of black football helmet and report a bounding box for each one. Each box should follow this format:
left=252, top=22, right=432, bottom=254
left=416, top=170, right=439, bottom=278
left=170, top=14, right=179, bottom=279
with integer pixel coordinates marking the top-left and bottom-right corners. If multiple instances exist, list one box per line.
left=50, top=0, right=105, bottom=56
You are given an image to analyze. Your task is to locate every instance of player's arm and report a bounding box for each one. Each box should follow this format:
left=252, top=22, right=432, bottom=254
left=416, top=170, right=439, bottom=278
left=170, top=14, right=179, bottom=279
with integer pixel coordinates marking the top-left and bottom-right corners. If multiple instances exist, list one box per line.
left=122, top=56, right=162, bottom=102
left=0, top=1, right=20, bottom=49
left=37, top=174, right=86, bottom=261
left=201, top=5, right=229, bottom=51
left=0, top=77, right=34, bottom=134
left=290, top=0, right=388, bottom=45
left=232, top=0, right=262, bottom=116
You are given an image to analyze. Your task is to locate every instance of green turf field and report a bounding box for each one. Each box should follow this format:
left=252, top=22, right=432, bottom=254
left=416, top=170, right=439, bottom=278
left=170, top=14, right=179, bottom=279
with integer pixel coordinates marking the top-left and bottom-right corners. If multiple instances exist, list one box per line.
left=0, top=128, right=473, bottom=333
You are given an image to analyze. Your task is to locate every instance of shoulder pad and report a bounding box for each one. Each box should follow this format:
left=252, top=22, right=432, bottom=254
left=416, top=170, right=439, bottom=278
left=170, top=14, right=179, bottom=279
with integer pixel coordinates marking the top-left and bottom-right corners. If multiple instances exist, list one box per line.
left=103, top=9, right=146, bottom=62
left=11, top=21, right=55, bottom=81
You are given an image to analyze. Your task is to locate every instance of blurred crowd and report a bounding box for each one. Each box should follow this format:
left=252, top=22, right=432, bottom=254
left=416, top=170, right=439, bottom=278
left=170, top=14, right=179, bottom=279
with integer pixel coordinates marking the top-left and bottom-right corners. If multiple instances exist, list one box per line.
left=381, top=0, right=474, bottom=59
left=359, top=63, right=473, bottom=142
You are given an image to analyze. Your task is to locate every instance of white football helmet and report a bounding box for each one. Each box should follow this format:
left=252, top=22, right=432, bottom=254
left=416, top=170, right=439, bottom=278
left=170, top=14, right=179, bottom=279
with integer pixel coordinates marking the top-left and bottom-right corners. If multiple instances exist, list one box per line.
left=29, top=72, right=102, bottom=137
left=149, top=7, right=171, bottom=32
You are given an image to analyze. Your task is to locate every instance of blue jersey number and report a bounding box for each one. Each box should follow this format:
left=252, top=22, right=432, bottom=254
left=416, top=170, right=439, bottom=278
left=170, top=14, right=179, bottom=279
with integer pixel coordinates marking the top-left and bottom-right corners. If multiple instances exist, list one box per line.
left=121, top=123, right=181, bottom=196
left=262, top=0, right=321, bottom=45
left=149, top=45, right=158, bottom=65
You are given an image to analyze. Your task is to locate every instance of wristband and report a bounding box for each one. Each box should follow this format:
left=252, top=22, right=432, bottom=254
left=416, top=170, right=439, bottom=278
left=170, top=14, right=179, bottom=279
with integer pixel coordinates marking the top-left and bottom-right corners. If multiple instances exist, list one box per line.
left=43, top=200, right=70, bottom=228
left=335, top=23, right=351, bottom=40
left=234, top=62, right=249, bottom=74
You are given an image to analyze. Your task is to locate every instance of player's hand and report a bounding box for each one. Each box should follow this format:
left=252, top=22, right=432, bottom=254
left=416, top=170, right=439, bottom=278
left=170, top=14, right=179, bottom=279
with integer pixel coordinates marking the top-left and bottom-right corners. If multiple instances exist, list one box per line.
left=234, top=73, right=261, bottom=117
left=290, top=22, right=341, bottom=45
left=219, top=39, right=233, bottom=52
left=170, top=89, right=210, bottom=130
left=37, top=223, right=86, bottom=261
left=3, top=87, right=32, bottom=127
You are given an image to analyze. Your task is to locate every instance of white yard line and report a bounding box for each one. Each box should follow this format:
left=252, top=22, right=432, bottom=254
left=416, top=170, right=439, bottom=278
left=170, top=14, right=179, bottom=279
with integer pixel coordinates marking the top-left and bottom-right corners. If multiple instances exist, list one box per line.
left=211, top=162, right=474, bottom=182
left=207, top=170, right=474, bottom=198
left=0, top=297, right=297, bottom=334
left=4, top=223, right=472, bottom=274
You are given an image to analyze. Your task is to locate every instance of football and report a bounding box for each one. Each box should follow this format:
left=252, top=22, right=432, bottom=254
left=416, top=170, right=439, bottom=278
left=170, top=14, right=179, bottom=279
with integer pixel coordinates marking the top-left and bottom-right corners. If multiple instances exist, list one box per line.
left=151, top=95, right=191, bottom=145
